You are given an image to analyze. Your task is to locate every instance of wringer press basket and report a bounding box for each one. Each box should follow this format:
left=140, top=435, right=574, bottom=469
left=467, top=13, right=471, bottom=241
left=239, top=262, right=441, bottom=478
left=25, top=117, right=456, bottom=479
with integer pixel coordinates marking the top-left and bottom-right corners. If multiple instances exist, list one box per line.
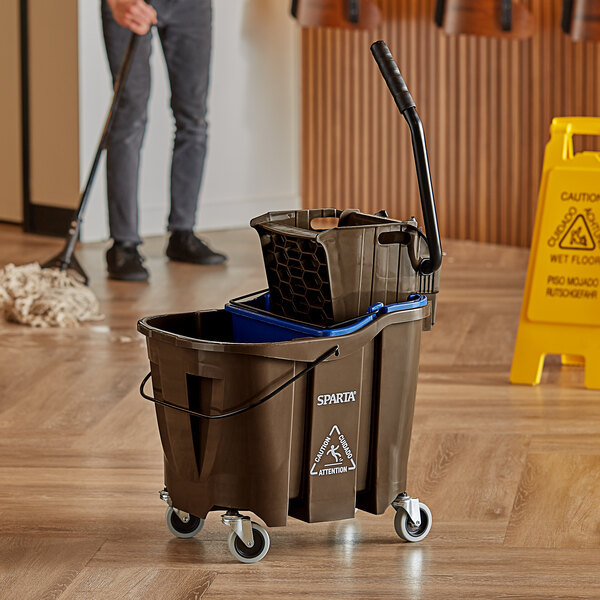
left=137, top=41, right=443, bottom=564
left=251, top=208, right=441, bottom=329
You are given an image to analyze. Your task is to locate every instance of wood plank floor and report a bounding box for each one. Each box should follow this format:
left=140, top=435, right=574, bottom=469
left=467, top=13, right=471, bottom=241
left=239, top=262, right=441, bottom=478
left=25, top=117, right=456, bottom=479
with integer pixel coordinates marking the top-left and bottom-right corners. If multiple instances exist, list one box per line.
left=1, top=224, right=599, bottom=599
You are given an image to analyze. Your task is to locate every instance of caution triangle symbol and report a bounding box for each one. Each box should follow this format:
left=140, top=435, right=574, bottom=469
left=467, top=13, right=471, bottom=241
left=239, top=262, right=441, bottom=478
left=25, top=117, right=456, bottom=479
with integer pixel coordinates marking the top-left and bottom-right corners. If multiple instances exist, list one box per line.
left=310, top=425, right=356, bottom=476
left=559, top=214, right=596, bottom=251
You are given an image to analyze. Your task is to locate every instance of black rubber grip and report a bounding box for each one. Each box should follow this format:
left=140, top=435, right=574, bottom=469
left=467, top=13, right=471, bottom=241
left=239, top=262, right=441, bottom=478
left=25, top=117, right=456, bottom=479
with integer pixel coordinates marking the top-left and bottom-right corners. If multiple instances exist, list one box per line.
left=370, top=41, right=415, bottom=114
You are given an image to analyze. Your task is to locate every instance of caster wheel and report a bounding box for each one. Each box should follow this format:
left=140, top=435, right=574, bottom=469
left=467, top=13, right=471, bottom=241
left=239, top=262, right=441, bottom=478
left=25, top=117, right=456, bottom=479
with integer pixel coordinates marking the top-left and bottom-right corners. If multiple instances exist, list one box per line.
left=394, top=502, right=432, bottom=542
left=227, top=522, right=270, bottom=564
left=165, top=506, right=205, bottom=538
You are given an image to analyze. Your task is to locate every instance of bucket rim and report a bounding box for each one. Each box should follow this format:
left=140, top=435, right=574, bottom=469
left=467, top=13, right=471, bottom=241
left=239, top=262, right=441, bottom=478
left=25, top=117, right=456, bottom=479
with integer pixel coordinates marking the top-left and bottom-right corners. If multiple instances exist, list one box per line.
left=137, top=303, right=429, bottom=361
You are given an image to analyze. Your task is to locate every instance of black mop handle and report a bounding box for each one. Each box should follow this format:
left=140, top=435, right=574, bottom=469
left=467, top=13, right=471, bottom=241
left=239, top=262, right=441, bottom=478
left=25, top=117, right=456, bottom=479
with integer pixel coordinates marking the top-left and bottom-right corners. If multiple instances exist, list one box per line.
left=55, top=32, right=140, bottom=277
left=73, top=32, right=140, bottom=228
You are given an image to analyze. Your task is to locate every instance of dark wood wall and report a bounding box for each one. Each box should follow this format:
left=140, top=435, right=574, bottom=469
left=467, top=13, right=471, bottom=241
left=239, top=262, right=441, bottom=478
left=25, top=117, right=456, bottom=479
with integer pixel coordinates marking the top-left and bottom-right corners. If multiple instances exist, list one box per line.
left=301, top=0, right=600, bottom=246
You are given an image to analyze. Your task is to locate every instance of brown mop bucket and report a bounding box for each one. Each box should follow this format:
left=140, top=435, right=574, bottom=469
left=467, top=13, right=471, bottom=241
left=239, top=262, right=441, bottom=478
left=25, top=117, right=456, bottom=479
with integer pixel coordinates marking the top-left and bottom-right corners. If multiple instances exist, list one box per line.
left=138, top=301, right=429, bottom=527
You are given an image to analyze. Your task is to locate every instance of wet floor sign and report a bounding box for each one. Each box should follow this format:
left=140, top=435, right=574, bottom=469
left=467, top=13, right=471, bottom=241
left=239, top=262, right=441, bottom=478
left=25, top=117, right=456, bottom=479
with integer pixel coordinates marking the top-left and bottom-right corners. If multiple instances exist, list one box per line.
left=511, top=117, right=600, bottom=389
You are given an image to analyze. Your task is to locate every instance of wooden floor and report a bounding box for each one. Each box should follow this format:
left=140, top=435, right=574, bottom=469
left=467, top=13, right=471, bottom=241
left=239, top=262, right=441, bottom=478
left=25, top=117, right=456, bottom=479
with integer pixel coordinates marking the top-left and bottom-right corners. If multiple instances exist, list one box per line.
left=1, top=224, right=599, bottom=599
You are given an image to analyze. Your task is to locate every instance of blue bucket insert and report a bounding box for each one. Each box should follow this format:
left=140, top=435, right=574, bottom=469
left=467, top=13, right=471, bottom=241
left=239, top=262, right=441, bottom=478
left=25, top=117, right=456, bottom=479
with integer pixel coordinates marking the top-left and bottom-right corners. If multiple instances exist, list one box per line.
left=225, top=291, right=427, bottom=343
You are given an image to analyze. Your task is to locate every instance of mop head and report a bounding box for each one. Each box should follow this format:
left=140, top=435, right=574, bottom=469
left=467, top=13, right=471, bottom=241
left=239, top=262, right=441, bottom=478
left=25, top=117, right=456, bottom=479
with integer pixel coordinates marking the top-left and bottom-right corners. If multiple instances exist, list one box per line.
left=0, top=263, right=103, bottom=328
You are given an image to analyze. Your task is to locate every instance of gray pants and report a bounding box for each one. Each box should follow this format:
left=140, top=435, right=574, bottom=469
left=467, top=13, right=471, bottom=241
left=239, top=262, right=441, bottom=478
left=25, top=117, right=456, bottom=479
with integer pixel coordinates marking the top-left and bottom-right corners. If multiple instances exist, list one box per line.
left=101, top=0, right=212, bottom=244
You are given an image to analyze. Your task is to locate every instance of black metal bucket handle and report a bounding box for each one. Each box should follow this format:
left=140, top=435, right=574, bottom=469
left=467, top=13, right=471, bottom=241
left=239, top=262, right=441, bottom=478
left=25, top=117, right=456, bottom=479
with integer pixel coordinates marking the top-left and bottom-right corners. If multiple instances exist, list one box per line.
left=140, top=344, right=340, bottom=420
left=370, top=41, right=443, bottom=276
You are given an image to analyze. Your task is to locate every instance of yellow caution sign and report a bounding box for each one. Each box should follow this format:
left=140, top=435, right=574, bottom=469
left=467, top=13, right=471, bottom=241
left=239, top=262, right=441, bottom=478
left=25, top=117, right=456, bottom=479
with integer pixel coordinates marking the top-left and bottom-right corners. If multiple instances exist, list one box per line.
left=511, top=117, right=600, bottom=389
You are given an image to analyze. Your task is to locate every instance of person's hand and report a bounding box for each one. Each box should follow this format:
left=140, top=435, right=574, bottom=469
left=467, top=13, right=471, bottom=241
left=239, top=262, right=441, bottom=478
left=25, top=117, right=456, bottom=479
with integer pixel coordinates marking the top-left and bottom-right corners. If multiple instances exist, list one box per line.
left=107, top=0, right=157, bottom=35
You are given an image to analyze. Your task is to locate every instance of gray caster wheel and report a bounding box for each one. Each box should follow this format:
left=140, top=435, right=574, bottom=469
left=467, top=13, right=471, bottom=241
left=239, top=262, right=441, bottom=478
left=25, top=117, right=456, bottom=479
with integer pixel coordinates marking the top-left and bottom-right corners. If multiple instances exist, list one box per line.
left=165, top=506, right=205, bottom=538
left=394, top=501, right=432, bottom=542
left=227, top=521, right=270, bottom=563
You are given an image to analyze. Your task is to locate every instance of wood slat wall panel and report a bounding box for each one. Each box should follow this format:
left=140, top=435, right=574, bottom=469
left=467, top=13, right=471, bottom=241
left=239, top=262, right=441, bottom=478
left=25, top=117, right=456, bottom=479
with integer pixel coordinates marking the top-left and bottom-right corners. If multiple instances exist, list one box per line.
left=301, top=0, right=600, bottom=247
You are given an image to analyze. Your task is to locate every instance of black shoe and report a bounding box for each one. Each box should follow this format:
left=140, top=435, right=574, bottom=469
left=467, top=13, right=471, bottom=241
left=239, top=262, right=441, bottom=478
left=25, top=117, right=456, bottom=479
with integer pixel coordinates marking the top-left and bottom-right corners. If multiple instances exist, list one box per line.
left=166, top=230, right=227, bottom=265
left=106, top=242, right=149, bottom=282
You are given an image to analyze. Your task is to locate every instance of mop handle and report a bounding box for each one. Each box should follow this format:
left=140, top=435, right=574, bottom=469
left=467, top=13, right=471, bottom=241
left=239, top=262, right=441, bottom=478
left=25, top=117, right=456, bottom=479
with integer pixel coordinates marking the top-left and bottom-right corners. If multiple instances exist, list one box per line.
left=73, top=32, right=141, bottom=227
left=54, top=30, right=142, bottom=277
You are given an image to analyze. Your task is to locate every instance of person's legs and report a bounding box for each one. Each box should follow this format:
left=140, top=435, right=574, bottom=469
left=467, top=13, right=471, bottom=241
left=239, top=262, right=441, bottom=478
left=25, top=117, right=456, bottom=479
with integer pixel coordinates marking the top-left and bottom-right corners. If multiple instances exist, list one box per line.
left=101, top=0, right=152, bottom=245
left=157, top=0, right=211, bottom=234
left=157, top=0, right=226, bottom=265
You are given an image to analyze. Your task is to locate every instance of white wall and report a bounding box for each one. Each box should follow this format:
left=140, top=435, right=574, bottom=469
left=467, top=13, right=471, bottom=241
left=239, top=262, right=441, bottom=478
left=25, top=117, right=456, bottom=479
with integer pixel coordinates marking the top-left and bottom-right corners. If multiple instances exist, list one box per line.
left=78, top=0, right=300, bottom=242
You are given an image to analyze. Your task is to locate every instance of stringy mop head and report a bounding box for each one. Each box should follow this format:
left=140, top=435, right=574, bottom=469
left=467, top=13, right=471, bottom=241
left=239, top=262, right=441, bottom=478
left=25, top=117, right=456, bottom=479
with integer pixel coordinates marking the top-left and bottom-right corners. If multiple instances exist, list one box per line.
left=0, top=263, right=103, bottom=328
